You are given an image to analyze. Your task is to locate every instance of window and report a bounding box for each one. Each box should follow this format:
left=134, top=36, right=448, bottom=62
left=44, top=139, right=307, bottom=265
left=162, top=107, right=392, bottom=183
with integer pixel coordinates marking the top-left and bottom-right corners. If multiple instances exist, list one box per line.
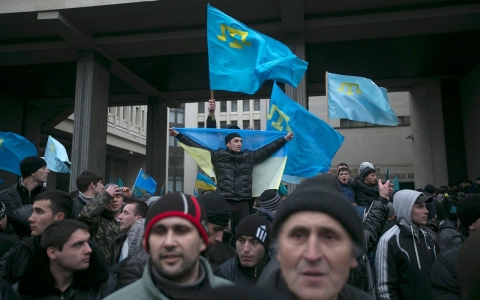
left=198, top=122, right=205, bottom=128
left=220, top=121, right=227, bottom=128
left=339, top=117, right=411, bottom=128
left=169, top=135, right=176, bottom=146
left=221, top=101, right=227, bottom=112
left=135, top=107, right=141, bottom=126
left=168, top=156, right=175, bottom=168
left=398, top=116, right=411, bottom=126
left=177, top=109, right=184, bottom=124
left=168, top=175, right=184, bottom=192
left=231, top=101, right=237, bottom=112
left=169, top=110, right=176, bottom=123
left=108, top=107, right=115, bottom=116
left=254, top=99, right=260, bottom=111
left=123, top=107, right=129, bottom=120
left=176, top=153, right=184, bottom=168
left=254, top=120, right=260, bottom=130
left=243, top=120, right=250, bottom=129
left=142, top=110, right=146, bottom=128
left=198, top=103, right=205, bottom=114
left=243, top=100, right=250, bottom=111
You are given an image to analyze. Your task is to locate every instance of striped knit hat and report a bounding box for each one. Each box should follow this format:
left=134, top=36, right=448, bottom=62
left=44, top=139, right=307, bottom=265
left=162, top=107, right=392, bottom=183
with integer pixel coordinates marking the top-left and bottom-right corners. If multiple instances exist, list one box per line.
left=258, top=189, right=282, bottom=211
left=235, top=215, right=271, bottom=250
left=144, top=192, right=209, bottom=252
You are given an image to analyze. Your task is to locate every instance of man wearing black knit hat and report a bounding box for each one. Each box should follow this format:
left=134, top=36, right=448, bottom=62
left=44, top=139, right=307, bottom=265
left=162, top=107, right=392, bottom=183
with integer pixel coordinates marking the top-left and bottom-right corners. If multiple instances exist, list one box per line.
left=169, top=127, right=293, bottom=239
left=105, top=192, right=232, bottom=300
left=255, top=189, right=282, bottom=223
left=0, top=156, right=49, bottom=218
left=215, top=215, right=272, bottom=285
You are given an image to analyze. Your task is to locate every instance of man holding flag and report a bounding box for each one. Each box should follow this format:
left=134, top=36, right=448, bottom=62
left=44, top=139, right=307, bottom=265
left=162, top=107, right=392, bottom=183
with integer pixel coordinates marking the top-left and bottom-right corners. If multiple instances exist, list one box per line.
left=168, top=128, right=293, bottom=236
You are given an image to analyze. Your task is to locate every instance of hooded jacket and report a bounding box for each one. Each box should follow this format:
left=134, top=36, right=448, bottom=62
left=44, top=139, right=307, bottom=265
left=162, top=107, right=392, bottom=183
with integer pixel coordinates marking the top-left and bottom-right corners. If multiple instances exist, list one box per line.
left=352, top=176, right=379, bottom=207
left=438, top=219, right=461, bottom=249
left=0, top=180, right=47, bottom=217
left=214, top=253, right=270, bottom=285
left=375, top=190, right=437, bottom=300
left=176, top=133, right=286, bottom=201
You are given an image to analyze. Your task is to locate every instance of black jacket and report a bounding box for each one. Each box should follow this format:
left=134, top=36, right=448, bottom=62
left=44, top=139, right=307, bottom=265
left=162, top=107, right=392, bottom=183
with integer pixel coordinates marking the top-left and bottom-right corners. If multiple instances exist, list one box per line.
left=438, top=220, right=462, bottom=249
left=16, top=243, right=116, bottom=300
left=202, top=240, right=236, bottom=270
left=0, top=182, right=47, bottom=217
left=431, top=242, right=462, bottom=300
left=214, top=254, right=270, bottom=285
left=352, top=176, right=379, bottom=207
left=0, top=237, right=40, bottom=284
left=177, top=133, right=287, bottom=200
left=116, top=247, right=150, bottom=289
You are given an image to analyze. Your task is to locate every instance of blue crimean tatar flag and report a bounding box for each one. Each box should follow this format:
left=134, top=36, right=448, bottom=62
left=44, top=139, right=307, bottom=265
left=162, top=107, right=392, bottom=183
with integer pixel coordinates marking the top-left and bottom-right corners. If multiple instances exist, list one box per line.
left=44, top=136, right=71, bottom=173
left=327, top=72, right=398, bottom=126
left=195, top=173, right=217, bottom=191
left=268, top=83, right=344, bottom=183
left=207, top=4, right=308, bottom=94
left=0, top=131, right=37, bottom=176
left=133, top=169, right=157, bottom=195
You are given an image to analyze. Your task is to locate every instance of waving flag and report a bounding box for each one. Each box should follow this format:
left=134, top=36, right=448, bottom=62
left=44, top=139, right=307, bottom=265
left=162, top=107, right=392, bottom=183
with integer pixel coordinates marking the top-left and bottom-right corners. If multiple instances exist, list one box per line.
left=0, top=131, right=37, bottom=176
left=176, top=128, right=288, bottom=197
left=207, top=4, right=308, bottom=94
left=327, top=72, right=398, bottom=126
left=268, top=83, right=344, bottom=183
left=44, top=136, right=71, bottom=173
left=195, top=173, right=217, bottom=191
left=133, top=169, right=157, bottom=195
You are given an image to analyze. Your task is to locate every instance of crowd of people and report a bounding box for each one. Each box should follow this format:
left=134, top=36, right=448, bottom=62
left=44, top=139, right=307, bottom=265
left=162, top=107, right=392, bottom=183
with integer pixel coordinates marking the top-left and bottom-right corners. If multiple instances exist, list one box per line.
left=0, top=100, right=479, bottom=299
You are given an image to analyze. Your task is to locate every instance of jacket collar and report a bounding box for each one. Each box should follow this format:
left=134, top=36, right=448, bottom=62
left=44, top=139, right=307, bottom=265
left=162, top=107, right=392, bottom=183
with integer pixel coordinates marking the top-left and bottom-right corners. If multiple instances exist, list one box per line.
left=236, top=251, right=271, bottom=279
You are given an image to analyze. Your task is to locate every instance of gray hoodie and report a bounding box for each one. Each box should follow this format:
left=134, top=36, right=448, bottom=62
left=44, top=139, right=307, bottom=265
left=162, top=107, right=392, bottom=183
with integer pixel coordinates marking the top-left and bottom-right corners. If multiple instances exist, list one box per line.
left=394, top=189, right=423, bottom=236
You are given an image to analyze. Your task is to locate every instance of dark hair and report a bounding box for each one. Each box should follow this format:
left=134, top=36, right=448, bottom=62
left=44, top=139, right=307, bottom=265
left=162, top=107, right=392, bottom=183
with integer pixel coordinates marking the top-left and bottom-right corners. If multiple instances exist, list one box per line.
left=129, top=201, right=148, bottom=218
left=337, top=162, right=349, bottom=169
left=34, top=190, right=73, bottom=219
left=337, top=167, right=349, bottom=175
left=41, top=219, right=88, bottom=251
left=76, top=170, right=102, bottom=193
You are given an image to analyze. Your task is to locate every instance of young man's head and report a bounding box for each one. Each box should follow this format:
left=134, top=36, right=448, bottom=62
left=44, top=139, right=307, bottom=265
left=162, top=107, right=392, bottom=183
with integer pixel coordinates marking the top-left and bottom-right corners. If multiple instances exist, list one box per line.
left=103, top=183, right=123, bottom=215
left=359, top=161, right=376, bottom=185
left=143, top=192, right=209, bottom=284
left=196, top=192, right=230, bottom=246
left=225, top=133, right=242, bottom=152
left=272, top=175, right=364, bottom=300
left=337, top=167, right=350, bottom=185
left=336, top=163, right=349, bottom=170
left=76, top=170, right=103, bottom=196
left=393, top=190, right=433, bottom=227
left=42, top=220, right=92, bottom=272
left=118, top=201, right=148, bottom=232
left=235, top=215, right=271, bottom=268
left=457, top=194, right=480, bottom=236
left=257, top=189, right=282, bottom=213
left=20, top=156, right=49, bottom=183
left=0, top=201, right=6, bottom=231
left=29, top=190, right=74, bottom=236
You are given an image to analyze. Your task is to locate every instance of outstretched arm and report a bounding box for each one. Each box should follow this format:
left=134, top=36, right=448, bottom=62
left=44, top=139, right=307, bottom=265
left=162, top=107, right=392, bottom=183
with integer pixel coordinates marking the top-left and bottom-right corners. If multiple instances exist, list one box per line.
left=169, top=128, right=212, bottom=152
left=252, top=133, right=293, bottom=164
left=362, top=179, right=390, bottom=252
left=206, top=99, right=217, bottom=128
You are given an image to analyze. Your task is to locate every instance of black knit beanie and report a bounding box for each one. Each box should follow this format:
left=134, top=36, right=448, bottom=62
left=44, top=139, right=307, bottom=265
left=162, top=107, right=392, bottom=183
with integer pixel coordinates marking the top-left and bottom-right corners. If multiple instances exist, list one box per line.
left=258, top=189, right=282, bottom=211
left=272, top=174, right=365, bottom=252
left=361, top=167, right=376, bottom=180
left=20, top=156, right=46, bottom=178
left=225, top=132, right=241, bottom=144
left=144, top=192, right=209, bottom=252
left=457, top=194, right=480, bottom=229
left=235, top=214, right=271, bottom=251
left=196, top=192, right=230, bottom=228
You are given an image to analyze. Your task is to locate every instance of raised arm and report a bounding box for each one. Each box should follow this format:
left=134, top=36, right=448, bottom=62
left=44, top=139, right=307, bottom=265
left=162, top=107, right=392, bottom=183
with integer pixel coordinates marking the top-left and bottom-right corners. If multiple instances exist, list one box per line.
left=206, top=99, right=217, bottom=129
left=362, top=179, right=390, bottom=252
left=169, top=128, right=213, bottom=152
left=251, top=132, right=293, bottom=164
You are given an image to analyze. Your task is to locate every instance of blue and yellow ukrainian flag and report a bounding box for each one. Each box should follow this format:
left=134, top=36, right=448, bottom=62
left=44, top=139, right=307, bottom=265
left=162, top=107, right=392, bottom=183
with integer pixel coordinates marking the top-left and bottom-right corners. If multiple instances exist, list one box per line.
left=175, top=128, right=288, bottom=197
left=195, top=173, right=216, bottom=191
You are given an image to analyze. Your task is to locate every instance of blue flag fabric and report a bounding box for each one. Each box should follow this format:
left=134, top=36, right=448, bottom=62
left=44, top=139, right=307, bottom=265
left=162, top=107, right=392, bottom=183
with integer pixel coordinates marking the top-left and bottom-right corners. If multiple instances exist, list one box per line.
left=195, top=173, right=217, bottom=191
left=133, top=169, right=157, bottom=195
left=327, top=72, right=398, bottom=126
left=44, top=136, right=71, bottom=173
left=0, top=131, right=37, bottom=176
left=268, top=83, right=344, bottom=183
left=207, top=4, right=308, bottom=94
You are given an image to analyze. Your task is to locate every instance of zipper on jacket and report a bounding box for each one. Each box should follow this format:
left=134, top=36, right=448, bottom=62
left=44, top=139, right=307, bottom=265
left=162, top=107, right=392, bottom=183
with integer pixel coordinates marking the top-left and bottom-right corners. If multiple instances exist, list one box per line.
left=254, top=267, right=257, bottom=278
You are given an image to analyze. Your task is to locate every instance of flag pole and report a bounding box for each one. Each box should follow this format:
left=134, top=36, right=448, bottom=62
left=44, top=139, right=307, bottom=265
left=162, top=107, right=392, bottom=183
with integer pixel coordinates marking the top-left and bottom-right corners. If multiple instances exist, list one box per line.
left=325, top=72, right=330, bottom=124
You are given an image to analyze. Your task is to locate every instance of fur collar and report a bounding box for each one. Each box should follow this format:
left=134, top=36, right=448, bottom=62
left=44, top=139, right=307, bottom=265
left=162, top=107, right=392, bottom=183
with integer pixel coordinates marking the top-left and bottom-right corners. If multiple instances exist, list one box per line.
left=18, top=242, right=109, bottom=296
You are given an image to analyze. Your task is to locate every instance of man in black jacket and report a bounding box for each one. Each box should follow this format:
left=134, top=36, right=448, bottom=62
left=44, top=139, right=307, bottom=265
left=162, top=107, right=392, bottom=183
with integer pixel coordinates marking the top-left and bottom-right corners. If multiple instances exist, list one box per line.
left=214, top=215, right=271, bottom=285
left=352, top=162, right=380, bottom=214
left=16, top=219, right=116, bottom=299
left=72, top=170, right=104, bottom=218
left=168, top=127, right=293, bottom=236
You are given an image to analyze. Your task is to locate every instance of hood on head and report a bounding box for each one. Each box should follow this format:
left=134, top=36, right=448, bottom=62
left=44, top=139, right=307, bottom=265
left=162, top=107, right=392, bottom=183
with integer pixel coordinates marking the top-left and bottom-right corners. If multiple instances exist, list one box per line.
left=393, top=190, right=424, bottom=228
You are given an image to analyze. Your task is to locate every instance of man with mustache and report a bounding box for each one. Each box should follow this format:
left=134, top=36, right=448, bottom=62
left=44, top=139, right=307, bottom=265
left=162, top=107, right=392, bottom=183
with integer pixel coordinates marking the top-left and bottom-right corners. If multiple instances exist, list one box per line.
left=104, top=192, right=232, bottom=300
left=16, top=219, right=115, bottom=299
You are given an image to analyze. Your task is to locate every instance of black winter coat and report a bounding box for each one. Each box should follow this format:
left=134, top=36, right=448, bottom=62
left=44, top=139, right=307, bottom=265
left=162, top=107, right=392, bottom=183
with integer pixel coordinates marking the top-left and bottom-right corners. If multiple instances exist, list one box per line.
left=116, top=247, right=149, bottom=289
left=431, top=242, right=462, bottom=300
left=214, top=254, right=270, bottom=285
left=16, top=243, right=116, bottom=300
left=0, top=237, right=40, bottom=284
left=0, top=183, right=47, bottom=217
left=352, top=176, right=379, bottom=207
left=438, top=220, right=462, bottom=249
left=177, top=133, right=287, bottom=200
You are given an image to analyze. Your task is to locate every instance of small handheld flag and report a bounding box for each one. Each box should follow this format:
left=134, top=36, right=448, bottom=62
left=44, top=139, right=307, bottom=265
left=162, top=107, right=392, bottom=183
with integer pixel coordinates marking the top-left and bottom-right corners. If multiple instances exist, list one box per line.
left=132, top=169, right=157, bottom=195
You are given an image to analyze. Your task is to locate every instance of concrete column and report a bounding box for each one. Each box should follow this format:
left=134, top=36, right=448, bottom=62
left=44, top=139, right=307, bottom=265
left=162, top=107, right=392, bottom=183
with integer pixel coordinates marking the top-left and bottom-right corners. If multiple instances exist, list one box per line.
left=145, top=97, right=168, bottom=195
left=409, top=80, right=448, bottom=188
left=460, top=63, right=480, bottom=180
left=69, top=50, right=110, bottom=192
left=284, top=32, right=307, bottom=108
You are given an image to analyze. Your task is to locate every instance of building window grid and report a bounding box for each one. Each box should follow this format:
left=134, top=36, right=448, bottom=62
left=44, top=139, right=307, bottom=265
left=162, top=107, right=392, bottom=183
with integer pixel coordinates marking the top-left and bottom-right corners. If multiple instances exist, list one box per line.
left=254, top=99, right=260, bottom=111
left=338, top=116, right=411, bottom=128
left=220, top=101, right=227, bottom=112
left=198, top=103, right=205, bottom=114
left=231, top=101, right=237, bottom=112
left=243, top=100, right=250, bottom=111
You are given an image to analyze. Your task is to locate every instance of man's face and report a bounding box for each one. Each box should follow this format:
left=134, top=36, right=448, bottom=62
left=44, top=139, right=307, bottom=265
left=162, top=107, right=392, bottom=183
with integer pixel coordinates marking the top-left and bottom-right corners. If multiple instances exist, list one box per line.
left=277, top=211, right=357, bottom=300
left=118, top=203, right=141, bottom=232
left=337, top=171, right=350, bottom=184
left=107, top=194, right=123, bottom=215
left=236, top=236, right=266, bottom=268
left=364, top=173, right=377, bottom=185
left=50, top=229, right=92, bottom=272
left=31, top=166, right=49, bottom=183
left=226, top=137, right=242, bottom=152
left=29, top=200, right=59, bottom=236
left=148, top=217, right=206, bottom=283
left=207, top=222, right=225, bottom=246
left=92, top=180, right=104, bottom=196
left=411, top=202, right=429, bottom=226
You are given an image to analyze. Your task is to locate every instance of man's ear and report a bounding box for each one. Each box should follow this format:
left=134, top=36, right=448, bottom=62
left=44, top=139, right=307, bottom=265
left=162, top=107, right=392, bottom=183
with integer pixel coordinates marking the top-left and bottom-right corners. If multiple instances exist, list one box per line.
left=46, top=247, right=57, bottom=260
left=89, top=182, right=96, bottom=189
left=54, top=212, right=65, bottom=221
